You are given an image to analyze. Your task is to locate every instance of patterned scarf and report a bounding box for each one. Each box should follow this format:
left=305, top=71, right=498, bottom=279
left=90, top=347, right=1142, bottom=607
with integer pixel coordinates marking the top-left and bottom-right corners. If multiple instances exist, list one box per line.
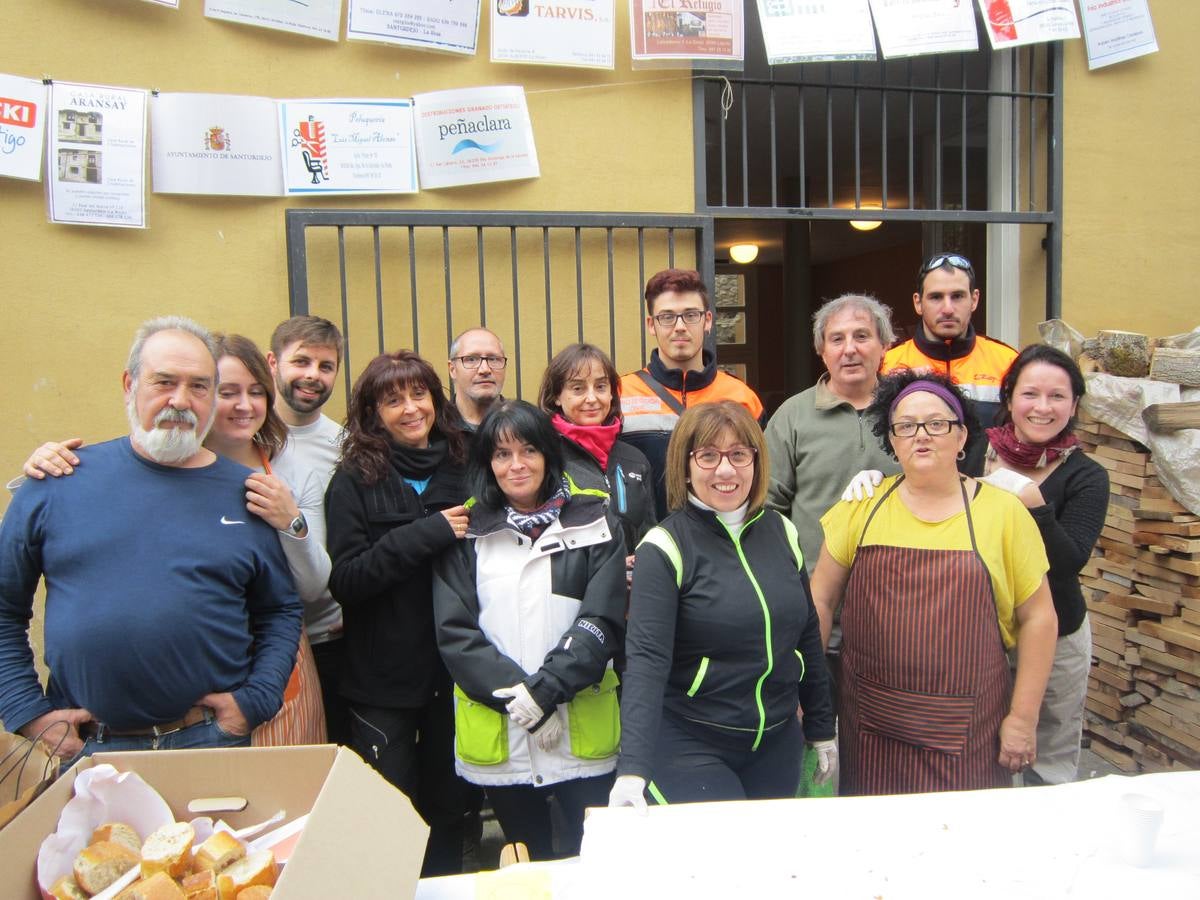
left=506, top=476, right=570, bottom=540
left=986, top=420, right=1078, bottom=469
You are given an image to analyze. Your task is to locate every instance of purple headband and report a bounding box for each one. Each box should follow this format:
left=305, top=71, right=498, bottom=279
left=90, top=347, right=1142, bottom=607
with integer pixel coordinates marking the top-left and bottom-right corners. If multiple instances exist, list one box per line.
left=890, top=380, right=965, bottom=422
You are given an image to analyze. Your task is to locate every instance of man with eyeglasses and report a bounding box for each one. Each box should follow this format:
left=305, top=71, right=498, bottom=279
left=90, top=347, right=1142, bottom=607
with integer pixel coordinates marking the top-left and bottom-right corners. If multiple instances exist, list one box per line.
left=620, top=268, right=764, bottom=519
left=448, top=328, right=508, bottom=431
left=882, top=253, right=1017, bottom=474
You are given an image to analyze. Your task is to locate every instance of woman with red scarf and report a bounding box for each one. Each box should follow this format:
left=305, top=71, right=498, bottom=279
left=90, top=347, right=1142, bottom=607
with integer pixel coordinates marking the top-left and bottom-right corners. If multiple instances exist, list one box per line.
left=979, top=344, right=1108, bottom=785
left=538, top=343, right=657, bottom=559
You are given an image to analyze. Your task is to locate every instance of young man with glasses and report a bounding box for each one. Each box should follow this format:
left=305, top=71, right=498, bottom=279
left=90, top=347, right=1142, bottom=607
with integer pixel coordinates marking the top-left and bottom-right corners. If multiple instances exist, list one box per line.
left=882, top=253, right=1017, bottom=474
left=620, top=268, right=764, bottom=519
left=448, top=328, right=508, bottom=430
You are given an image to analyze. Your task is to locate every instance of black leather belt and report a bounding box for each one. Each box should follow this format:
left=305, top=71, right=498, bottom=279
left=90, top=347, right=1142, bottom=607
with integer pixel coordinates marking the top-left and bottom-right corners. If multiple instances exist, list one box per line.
left=79, top=706, right=211, bottom=740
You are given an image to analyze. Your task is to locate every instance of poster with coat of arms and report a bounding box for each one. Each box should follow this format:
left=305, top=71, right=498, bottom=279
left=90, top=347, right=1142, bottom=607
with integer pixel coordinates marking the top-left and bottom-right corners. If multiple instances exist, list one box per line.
left=279, top=98, right=418, bottom=195
left=151, top=93, right=283, bottom=196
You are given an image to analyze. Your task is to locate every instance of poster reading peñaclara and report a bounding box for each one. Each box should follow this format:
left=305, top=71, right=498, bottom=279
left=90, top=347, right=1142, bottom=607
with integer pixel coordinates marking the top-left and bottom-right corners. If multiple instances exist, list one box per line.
left=47, top=81, right=147, bottom=228
left=630, top=0, right=743, bottom=67
left=279, top=98, right=418, bottom=195
left=412, top=85, right=539, bottom=189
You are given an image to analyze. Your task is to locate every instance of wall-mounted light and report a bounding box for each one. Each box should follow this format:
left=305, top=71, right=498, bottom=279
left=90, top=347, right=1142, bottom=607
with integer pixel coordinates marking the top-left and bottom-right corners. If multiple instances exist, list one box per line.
left=849, top=219, right=882, bottom=232
left=729, top=243, right=759, bottom=264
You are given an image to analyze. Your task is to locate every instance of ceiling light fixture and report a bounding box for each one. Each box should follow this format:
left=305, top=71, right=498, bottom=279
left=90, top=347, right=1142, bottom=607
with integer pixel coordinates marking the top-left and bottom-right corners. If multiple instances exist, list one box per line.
left=729, top=243, right=759, bottom=264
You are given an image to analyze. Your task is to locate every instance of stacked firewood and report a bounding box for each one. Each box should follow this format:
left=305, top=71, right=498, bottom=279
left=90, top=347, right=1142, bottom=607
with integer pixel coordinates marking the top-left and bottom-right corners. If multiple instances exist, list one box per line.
left=1076, top=410, right=1200, bottom=773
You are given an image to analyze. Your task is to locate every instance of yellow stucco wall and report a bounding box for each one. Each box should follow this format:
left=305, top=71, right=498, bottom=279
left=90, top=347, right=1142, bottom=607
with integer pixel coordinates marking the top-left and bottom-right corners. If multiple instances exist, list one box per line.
left=1061, top=5, right=1198, bottom=338
left=1, top=2, right=693, bottom=501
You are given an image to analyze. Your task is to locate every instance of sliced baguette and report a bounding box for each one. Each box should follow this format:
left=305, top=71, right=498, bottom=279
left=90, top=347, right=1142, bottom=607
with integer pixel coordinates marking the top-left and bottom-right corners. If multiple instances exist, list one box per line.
left=194, top=830, right=245, bottom=873
left=180, top=868, right=218, bottom=900
left=141, top=821, right=196, bottom=879
left=215, top=850, right=277, bottom=900
left=235, top=888, right=272, bottom=900
left=115, top=871, right=186, bottom=899
left=91, top=823, right=143, bottom=855
left=48, top=874, right=89, bottom=900
left=73, top=840, right=140, bottom=894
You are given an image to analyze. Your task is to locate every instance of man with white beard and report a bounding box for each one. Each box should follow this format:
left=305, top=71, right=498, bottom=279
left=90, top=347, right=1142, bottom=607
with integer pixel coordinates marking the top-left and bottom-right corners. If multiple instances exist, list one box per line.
left=0, top=316, right=301, bottom=764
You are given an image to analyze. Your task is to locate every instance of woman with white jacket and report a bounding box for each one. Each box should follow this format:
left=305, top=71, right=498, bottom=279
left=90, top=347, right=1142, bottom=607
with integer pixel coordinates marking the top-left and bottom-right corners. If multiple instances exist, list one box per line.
left=433, top=400, right=626, bottom=860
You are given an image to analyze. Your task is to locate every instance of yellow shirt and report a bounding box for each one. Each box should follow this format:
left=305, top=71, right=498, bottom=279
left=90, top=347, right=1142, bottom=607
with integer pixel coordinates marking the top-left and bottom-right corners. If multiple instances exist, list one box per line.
left=820, top=477, right=1049, bottom=648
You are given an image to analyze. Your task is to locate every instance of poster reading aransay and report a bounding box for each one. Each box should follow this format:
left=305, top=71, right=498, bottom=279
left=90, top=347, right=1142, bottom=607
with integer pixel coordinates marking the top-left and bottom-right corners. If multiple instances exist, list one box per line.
left=413, top=85, right=539, bottom=189
left=630, top=0, right=743, bottom=65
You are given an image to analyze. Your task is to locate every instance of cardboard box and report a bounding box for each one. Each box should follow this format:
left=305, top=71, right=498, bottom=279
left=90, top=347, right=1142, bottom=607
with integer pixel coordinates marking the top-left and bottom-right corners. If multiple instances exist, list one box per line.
left=0, top=745, right=429, bottom=899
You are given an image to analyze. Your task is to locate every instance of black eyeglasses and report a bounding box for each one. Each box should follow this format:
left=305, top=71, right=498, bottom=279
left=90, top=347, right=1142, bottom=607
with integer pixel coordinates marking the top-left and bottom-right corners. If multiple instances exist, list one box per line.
left=918, top=254, right=974, bottom=280
left=651, top=309, right=706, bottom=329
left=451, top=355, right=508, bottom=370
left=690, top=446, right=757, bottom=469
left=889, top=419, right=961, bottom=438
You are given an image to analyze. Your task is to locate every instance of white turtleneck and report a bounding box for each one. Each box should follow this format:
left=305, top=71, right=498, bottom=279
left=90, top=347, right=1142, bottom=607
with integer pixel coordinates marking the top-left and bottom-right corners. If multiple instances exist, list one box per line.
left=688, top=492, right=750, bottom=536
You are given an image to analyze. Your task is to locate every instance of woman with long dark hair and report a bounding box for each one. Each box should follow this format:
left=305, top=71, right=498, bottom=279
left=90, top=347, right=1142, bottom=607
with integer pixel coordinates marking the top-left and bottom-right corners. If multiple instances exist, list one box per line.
left=325, top=350, right=469, bottom=877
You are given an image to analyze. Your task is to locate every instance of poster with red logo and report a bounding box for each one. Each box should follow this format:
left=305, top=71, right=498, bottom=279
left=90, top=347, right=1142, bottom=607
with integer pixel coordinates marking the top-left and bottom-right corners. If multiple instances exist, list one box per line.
left=977, top=0, right=1079, bottom=50
left=630, top=0, right=743, bottom=67
left=492, top=0, right=615, bottom=69
left=47, top=80, right=147, bottom=228
left=151, top=93, right=283, bottom=196
left=0, top=73, right=47, bottom=181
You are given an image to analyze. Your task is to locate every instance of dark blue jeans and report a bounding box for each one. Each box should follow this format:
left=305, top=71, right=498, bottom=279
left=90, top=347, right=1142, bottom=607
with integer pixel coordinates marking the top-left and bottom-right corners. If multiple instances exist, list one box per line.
left=61, top=713, right=250, bottom=773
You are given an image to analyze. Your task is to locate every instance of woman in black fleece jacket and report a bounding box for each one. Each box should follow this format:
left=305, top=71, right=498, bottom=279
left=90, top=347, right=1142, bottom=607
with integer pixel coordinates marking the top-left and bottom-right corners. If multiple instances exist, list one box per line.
left=325, top=350, right=470, bottom=876
left=980, top=344, right=1108, bottom=785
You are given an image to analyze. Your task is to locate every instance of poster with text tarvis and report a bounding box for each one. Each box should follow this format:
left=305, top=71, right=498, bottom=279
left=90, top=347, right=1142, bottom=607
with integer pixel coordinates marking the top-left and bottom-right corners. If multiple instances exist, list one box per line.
left=754, top=0, right=875, bottom=64
left=413, top=85, right=539, bottom=189
left=492, top=0, right=615, bottom=69
left=47, top=81, right=147, bottom=228
left=205, top=0, right=343, bottom=40
left=868, top=0, right=979, bottom=59
left=152, top=93, right=283, bottom=196
left=630, top=0, right=743, bottom=66
left=347, top=0, right=480, bottom=54
left=0, top=73, right=47, bottom=181
left=1079, top=0, right=1157, bottom=70
left=977, top=0, right=1079, bottom=50
left=279, top=99, right=418, bottom=195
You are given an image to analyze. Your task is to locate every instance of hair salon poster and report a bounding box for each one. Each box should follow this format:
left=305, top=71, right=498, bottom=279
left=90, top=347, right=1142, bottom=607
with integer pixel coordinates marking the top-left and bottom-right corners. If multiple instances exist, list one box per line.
left=279, top=98, right=418, bottom=195
left=47, top=81, right=147, bottom=228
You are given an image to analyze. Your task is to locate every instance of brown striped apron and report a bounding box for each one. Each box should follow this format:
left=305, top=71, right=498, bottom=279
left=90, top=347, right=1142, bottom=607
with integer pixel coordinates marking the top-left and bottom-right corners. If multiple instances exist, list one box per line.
left=838, top=476, right=1012, bottom=795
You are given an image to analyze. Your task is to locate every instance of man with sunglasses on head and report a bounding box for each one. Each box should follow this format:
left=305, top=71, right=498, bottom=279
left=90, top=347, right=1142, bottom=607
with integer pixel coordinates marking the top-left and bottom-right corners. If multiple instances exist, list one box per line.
left=620, top=268, right=764, bottom=519
left=448, top=328, right=508, bottom=431
left=882, top=253, right=1017, bottom=475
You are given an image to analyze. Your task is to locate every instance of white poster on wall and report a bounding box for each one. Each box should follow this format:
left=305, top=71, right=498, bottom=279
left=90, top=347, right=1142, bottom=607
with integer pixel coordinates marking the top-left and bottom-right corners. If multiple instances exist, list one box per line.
left=0, top=73, right=48, bottom=181
left=205, top=0, right=343, bottom=41
left=630, top=0, right=743, bottom=67
left=1079, top=0, right=1157, bottom=69
left=141, top=0, right=180, bottom=7
left=492, top=0, right=615, bottom=69
left=412, top=85, right=539, bottom=189
left=47, top=81, right=147, bottom=228
left=152, top=93, right=283, bottom=196
left=754, top=0, right=876, bottom=64
left=977, top=0, right=1079, bottom=50
left=868, top=0, right=979, bottom=58
left=347, top=0, right=480, bottom=54
left=279, top=98, right=418, bottom=195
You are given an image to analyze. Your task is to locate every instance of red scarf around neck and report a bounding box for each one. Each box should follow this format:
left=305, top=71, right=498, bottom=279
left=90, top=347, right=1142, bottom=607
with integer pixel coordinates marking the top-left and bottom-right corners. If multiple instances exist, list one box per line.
left=551, top=413, right=620, bottom=470
left=986, top=420, right=1078, bottom=469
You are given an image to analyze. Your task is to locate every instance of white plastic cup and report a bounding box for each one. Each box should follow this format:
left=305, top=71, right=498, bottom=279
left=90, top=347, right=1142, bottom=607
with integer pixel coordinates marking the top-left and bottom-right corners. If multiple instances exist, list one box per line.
left=1116, top=792, right=1165, bottom=867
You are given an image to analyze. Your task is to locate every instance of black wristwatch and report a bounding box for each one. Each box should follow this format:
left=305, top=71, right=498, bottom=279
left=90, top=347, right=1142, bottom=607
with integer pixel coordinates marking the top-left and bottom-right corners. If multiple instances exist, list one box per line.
left=287, top=513, right=307, bottom=536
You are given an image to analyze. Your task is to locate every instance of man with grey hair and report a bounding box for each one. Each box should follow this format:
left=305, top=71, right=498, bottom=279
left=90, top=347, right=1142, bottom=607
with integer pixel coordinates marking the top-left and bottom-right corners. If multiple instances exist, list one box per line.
left=765, top=294, right=900, bottom=572
left=0, top=316, right=301, bottom=763
left=448, top=327, right=507, bottom=429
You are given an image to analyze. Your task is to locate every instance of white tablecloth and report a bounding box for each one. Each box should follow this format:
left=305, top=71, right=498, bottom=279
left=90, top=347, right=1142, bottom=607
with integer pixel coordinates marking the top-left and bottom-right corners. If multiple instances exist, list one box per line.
left=416, top=772, right=1200, bottom=899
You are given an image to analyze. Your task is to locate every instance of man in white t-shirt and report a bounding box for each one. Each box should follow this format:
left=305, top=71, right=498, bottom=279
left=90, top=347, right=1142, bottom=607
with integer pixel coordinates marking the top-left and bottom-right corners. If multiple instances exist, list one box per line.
left=267, top=315, right=349, bottom=744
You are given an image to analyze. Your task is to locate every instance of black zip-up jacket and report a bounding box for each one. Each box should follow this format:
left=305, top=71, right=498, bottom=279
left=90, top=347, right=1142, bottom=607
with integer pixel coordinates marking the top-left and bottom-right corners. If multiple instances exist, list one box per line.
left=618, top=503, right=834, bottom=780
left=432, top=490, right=627, bottom=719
left=559, top=435, right=657, bottom=551
left=325, top=458, right=466, bottom=708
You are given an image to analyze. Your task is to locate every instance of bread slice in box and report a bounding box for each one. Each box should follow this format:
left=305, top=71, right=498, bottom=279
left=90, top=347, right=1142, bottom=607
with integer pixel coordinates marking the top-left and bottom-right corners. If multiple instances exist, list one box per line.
left=115, top=871, right=186, bottom=899
left=48, top=874, right=89, bottom=900
left=236, top=887, right=273, bottom=899
left=73, top=839, right=140, bottom=894
left=141, top=821, right=196, bottom=879
left=180, top=868, right=218, bottom=900
left=91, top=822, right=143, bottom=855
left=194, top=830, right=245, bottom=873
left=215, top=850, right=277, bottom=900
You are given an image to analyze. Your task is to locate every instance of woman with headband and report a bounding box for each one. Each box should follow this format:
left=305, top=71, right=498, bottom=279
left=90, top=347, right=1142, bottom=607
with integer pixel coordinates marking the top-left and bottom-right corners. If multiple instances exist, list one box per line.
left=810, top=370, right=1057, bottom=795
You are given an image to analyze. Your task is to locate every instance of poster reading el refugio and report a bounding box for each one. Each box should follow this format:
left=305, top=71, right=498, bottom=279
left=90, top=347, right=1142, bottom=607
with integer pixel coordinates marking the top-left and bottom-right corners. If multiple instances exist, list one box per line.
left=630, top=0, right=743, bottom=67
